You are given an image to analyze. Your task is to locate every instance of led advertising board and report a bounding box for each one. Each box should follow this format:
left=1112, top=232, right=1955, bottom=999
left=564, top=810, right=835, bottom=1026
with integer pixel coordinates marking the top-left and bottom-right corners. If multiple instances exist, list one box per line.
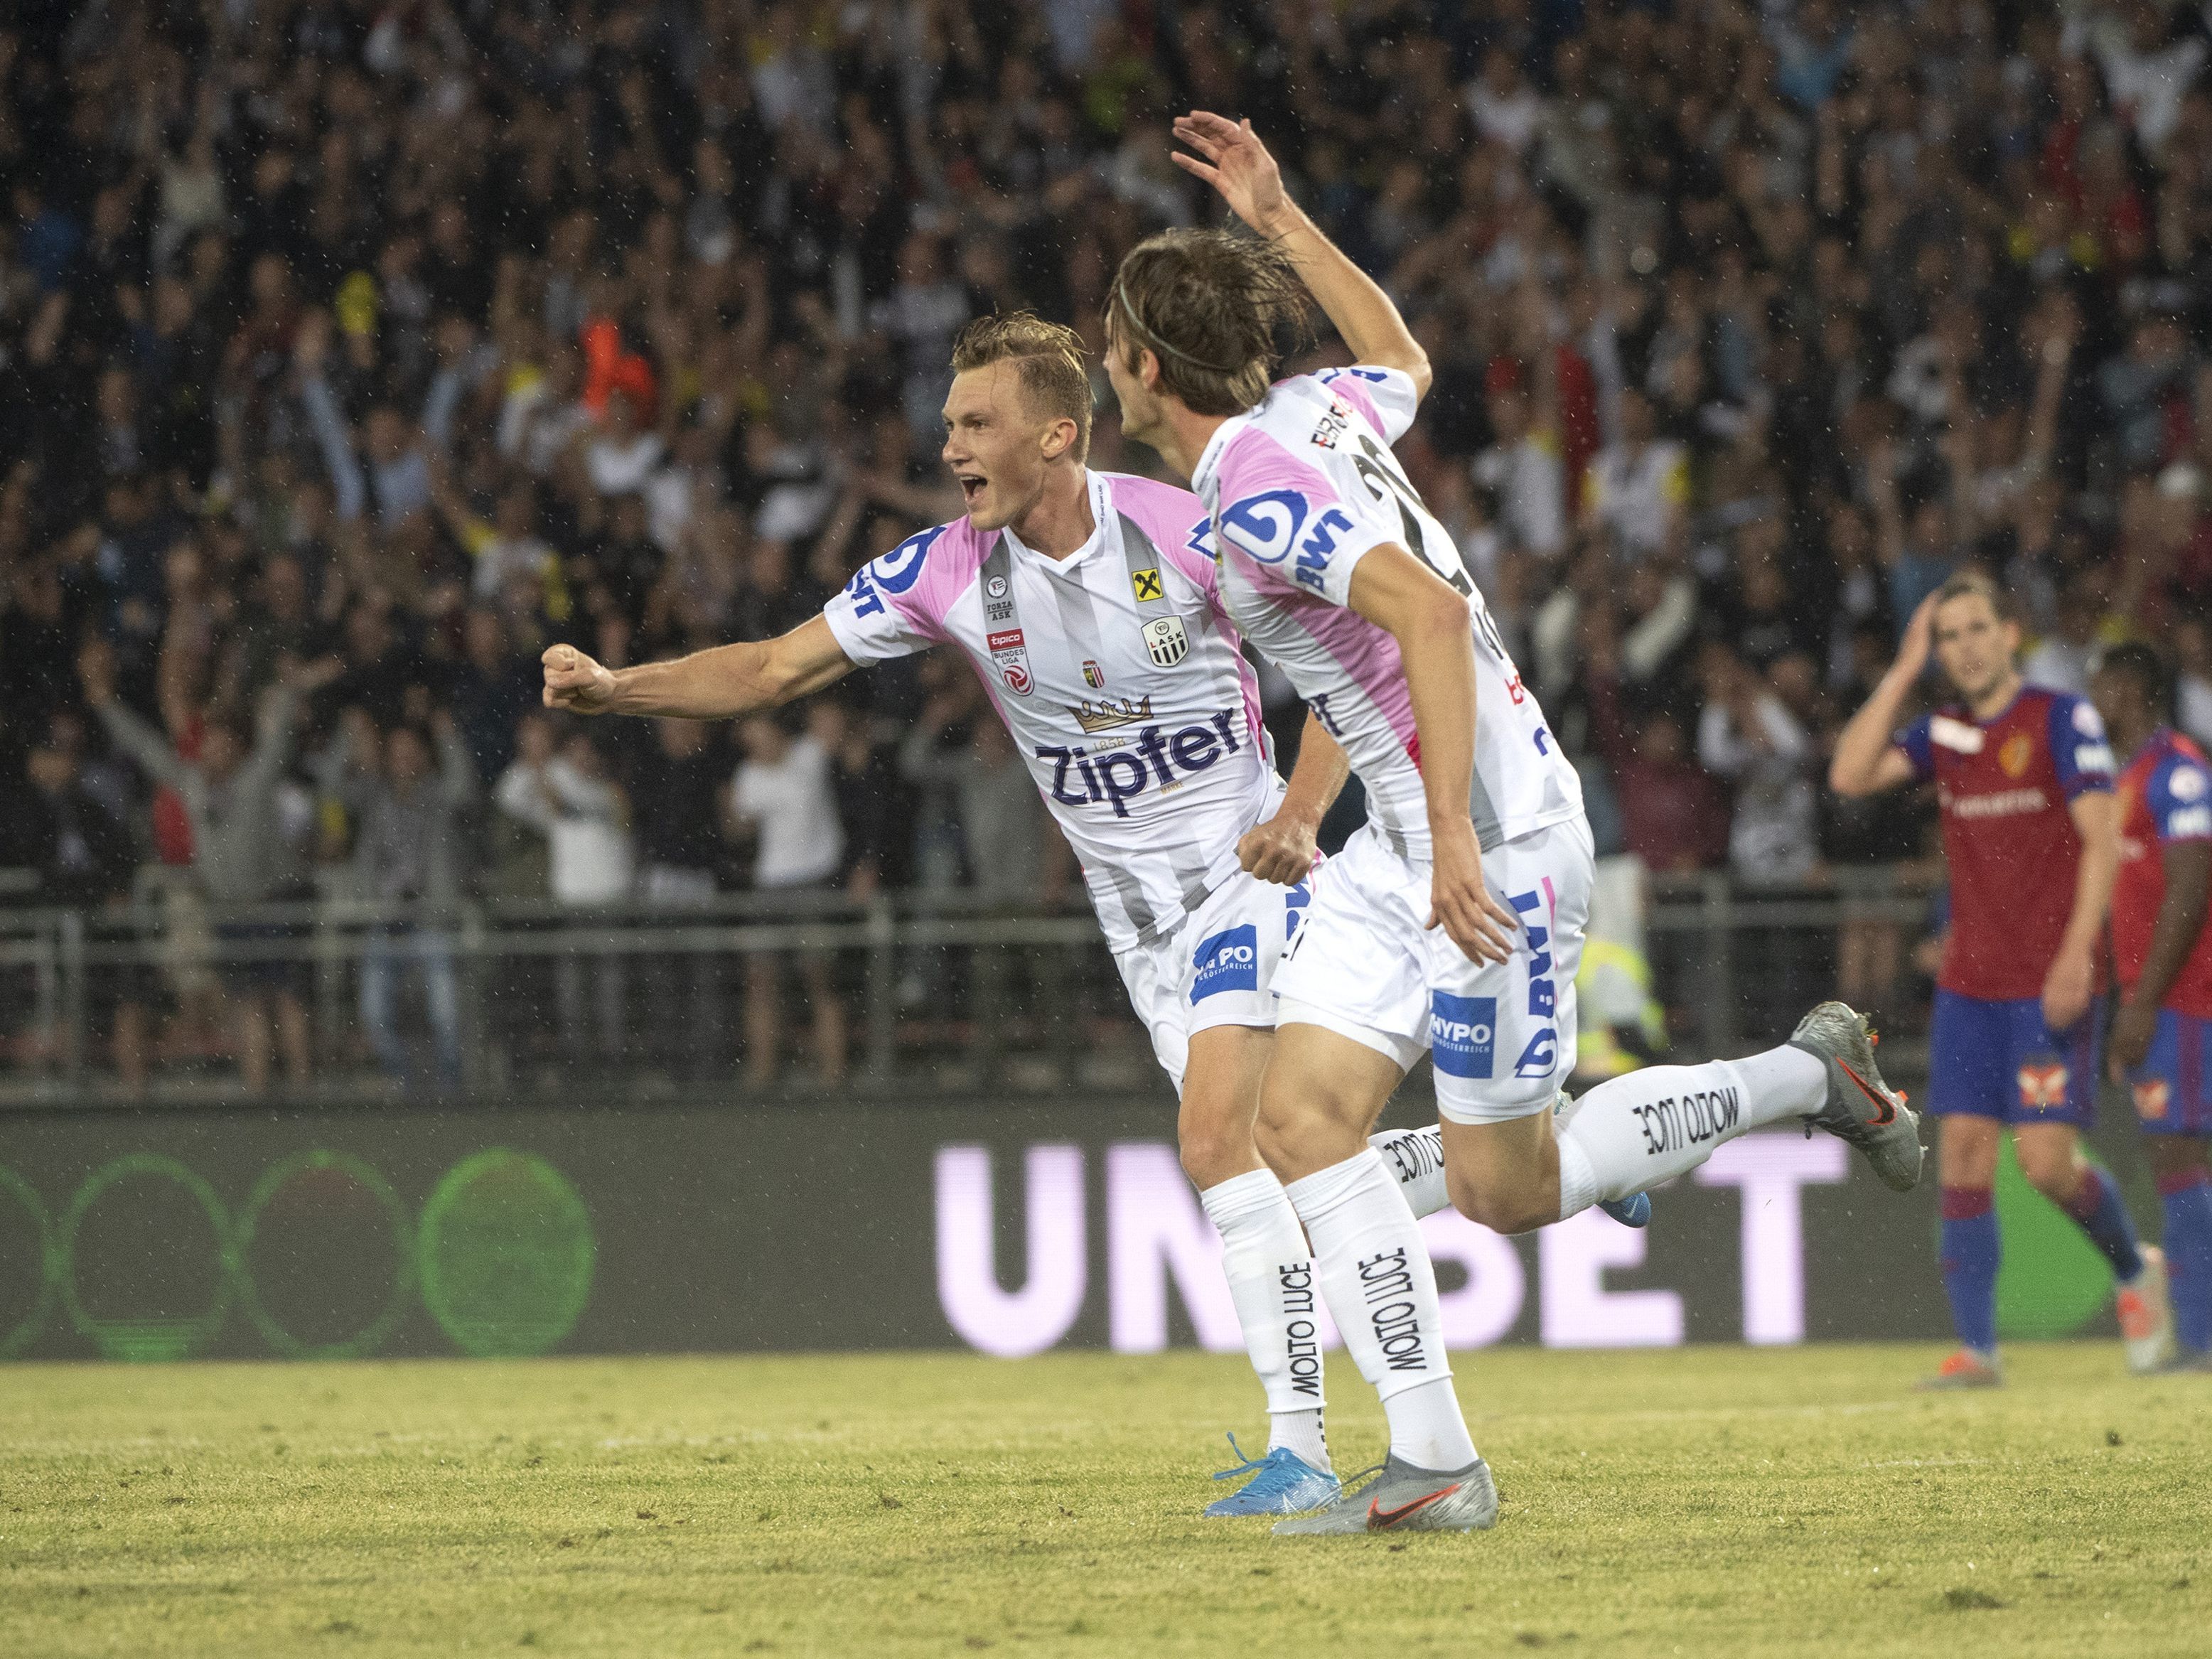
left=1, top=1096, right=2114, bottom=1362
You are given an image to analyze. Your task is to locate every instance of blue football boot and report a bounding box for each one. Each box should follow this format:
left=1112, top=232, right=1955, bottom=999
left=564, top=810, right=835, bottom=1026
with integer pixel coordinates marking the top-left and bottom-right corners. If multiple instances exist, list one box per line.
left=1557, top=1090, right=1650, bottom=1228
left=1204, top=1434, right=1340, bottom=1518
left=1599, top=1191, right=1651, bottom=1228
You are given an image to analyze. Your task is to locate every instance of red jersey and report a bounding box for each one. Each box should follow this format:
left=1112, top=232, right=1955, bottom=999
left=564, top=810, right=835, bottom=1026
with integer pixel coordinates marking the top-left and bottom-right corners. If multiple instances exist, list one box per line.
left=1898, top=687, right=2115, bottom=1000
left=2112, top=727, right=2212, bottom=1018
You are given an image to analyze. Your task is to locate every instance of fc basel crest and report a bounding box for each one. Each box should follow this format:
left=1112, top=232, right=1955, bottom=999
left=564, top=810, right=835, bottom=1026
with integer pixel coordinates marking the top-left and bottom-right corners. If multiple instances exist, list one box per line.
left=1999, top=731, right=2034, bottom=778
left=1143, top=616, right=1189, bottom=667
left=2135, top=1078, right=2172, bottom=1121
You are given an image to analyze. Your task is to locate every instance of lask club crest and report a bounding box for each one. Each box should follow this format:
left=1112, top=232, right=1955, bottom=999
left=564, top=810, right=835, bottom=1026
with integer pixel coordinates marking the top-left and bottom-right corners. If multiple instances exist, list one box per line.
left=1142, top=616, right=1189, bottom=668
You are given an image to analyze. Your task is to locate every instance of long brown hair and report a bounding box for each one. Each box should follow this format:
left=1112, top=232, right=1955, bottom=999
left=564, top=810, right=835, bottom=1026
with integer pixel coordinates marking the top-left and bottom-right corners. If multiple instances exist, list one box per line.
left=1106, top=229, right=1311, bottom=416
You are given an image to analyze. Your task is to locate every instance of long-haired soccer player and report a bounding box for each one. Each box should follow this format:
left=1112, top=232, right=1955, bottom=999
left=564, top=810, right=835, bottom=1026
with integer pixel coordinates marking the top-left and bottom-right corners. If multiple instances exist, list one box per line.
left=1834, top=574, right=2173, bottom=1384
left=543, top=313, right=1466, bottom=1515
left=1105, top=112, right=1923, bottom=1536
left=2092, top=643, right=2208, bottom=1368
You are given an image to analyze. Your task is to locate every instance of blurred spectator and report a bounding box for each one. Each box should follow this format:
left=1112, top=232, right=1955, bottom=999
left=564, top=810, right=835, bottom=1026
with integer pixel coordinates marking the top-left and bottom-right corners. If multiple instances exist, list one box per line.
left=900, top=702, right=1050, bottom=904
left=2022, top=573, right=2105, bottom=696
left=495, top=728, right=635, bottom=1065
left=1582, top=390, right=1688, bottom=563
left=81, top=640, right=333, bottom=1092
left=353, top=714, right=477, bottom=1094
left=629, top=716, right=733, bottom=1076
left=12, top=730, right=149, bottom=1088
left=9, top=0, right=2212, bottom=1085
left=1697, top=645, right=1820, bottom=886
left=809, top=699, right=906, bottom=896
left=1588, top=678, right=1728, bottom=877
left=730, top=712, right=847, bottom=1088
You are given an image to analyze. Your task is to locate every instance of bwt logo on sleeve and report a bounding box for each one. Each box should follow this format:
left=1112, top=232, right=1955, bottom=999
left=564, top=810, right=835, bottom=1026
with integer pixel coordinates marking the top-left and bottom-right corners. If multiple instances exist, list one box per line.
left=1429, top=992, right=1496, bottom=1078
left=1191, top=925, right=1261, bottom=1003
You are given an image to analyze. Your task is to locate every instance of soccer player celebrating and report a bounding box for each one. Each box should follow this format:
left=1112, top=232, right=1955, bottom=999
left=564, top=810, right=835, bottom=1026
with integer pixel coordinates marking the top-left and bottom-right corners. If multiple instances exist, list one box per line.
left=1107, top=113, right=1922, bottom=1536
left=544, top=313, right=1459, bottom=1516
left=1832, top=574, right=2170, bottom=1385
left=2092, top=643, right=2203, bottom=1369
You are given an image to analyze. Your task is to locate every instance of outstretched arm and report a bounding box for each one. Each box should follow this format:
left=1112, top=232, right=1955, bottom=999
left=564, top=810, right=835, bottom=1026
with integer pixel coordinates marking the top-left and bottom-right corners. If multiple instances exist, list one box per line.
left=542, top=613, right=855, bottom=719
left=1171, top=112, right=1432, bottom=400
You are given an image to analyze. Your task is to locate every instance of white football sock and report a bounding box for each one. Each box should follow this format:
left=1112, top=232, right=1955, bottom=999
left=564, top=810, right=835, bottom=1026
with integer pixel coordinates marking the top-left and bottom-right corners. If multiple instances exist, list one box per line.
left=1553, top=1046, right=1829, bottom=1218
left=1370, top=1123, right=1449, bottom=1218
left=1199, top=1169, right=1330, bottom=1461
left=1284, top=1149, right=1476, bottom=1472
left=1268, top=1407, right=1329, bottom=1470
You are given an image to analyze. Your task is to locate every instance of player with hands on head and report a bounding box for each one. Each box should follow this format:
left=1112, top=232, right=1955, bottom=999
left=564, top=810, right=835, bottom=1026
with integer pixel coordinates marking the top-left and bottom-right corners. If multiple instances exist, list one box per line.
left=1833, top=570, right=2167, bottom=1385
left=542, top=313, right=1478, bottom=1520
left=1105, top=111, right=1921, bottom=1536
left=2090, top=644, right=2206, bottom=1369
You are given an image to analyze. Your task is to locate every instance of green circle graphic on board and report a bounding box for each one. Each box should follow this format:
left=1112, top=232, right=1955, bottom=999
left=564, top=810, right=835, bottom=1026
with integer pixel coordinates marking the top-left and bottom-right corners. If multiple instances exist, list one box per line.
left=417, top=1149, right=594, bottom=1357
left=1992, top=1137, right=2116, bottom=1339
left=235, top=1151, right=414, bottom=1360
left=0, top=1166, right=56, bottom=1359
left=57, top=1154, right=233, bottom=1361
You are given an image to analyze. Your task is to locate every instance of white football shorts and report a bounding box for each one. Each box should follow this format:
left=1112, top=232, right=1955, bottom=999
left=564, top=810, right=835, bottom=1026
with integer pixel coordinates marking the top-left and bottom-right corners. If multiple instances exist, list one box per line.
left=1112, top=864, right=1316, bottom=1096
left=1272, top=815, right=1593, bottom=1124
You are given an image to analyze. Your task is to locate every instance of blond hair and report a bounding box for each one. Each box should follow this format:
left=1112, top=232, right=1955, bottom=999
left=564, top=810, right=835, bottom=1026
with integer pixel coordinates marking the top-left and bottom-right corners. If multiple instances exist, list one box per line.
left=949, top=312, right=1093, bottom=461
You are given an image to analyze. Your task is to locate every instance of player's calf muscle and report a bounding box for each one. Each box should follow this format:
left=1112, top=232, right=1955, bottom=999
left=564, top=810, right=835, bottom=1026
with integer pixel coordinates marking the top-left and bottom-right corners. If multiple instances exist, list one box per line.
left=1443, top=1117, right=1558, bottom=1235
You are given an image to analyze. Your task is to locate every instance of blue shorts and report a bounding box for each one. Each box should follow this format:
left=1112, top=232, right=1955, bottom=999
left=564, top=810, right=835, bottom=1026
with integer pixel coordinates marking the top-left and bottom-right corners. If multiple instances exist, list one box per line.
left=2124, top=1008, right=2212, bottom=1137
left=1928, top=988, right=2101, bottom=1128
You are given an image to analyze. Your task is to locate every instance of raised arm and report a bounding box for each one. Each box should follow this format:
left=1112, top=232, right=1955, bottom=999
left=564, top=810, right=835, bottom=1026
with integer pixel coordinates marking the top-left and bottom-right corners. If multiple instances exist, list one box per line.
left=543, top=613, right=856, bottom=719
left=1829, top=594, right=1936, bottom=798
left=80, top=640, right=191, bottom=793
left=1171, top=112, right=1432, bottom=400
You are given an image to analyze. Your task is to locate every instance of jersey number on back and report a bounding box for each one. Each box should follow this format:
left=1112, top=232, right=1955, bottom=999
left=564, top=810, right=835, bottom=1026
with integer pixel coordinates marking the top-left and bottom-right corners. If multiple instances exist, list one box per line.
left=1348, top=434, right=1513, bottom=663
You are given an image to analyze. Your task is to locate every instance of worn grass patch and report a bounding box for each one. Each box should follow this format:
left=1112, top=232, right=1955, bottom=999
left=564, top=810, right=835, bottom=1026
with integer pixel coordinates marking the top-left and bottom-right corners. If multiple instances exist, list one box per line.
left=1, top=1344, right=2206, bottom=1655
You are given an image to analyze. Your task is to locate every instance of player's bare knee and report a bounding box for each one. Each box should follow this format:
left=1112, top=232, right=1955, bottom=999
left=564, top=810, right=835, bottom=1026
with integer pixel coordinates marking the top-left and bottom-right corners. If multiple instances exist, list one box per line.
left=1449, top=1171, right=1544, bottom=1237
left=1176, top=1122, right=1253, bottom=1189
left=2017, top=1150, right=2080, bottom=1201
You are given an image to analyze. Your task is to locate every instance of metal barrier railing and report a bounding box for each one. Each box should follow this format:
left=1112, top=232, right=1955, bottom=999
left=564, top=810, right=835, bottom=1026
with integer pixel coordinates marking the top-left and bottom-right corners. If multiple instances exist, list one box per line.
left=0, top=867, right=1941, bottom=1102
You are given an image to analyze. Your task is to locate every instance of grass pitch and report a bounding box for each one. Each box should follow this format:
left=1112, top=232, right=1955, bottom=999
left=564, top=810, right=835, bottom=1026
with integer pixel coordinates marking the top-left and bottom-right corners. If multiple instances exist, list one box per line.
left=1, top=1345, right=2207, bottom=1657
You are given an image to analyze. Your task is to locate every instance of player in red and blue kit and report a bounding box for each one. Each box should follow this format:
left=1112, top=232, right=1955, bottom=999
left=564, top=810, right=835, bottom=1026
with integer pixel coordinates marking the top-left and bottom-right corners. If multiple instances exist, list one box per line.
left=2093, top=644, right=2208, bottom=1369
left=1834, top=571, right=2167, bottom=1386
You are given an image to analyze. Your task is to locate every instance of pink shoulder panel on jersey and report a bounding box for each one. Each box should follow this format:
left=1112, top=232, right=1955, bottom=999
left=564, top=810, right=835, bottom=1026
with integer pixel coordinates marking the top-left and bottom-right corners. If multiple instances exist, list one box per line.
left=1315, top=370, right=1387, bottom=443
left=876, top=515, right=987, bottom=638
left=1104, top=473, right=1215, bottom=595
left=1105, top=473, right=1270, bottom=751
left=1211, top=430, right=1417, bottom=753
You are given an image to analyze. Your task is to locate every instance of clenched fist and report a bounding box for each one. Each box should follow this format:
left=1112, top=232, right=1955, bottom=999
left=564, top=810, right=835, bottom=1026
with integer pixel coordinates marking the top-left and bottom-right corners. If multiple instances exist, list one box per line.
left=542, top=645, right=618, bottom=714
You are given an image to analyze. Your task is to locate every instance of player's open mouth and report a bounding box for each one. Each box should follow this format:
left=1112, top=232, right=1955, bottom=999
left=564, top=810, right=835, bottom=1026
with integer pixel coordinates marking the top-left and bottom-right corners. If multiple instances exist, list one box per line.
left=958, top=474, right=986, bottom=505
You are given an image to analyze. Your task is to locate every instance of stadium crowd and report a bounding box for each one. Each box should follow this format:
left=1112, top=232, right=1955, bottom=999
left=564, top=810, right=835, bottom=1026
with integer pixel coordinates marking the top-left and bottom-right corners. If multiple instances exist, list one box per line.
left=8, top=0, right=2212, bottom=1088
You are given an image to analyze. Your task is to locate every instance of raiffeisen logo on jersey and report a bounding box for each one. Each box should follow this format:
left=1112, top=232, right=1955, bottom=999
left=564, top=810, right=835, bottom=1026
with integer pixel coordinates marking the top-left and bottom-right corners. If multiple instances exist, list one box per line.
left=1035, top=712, right=1250, bottom=818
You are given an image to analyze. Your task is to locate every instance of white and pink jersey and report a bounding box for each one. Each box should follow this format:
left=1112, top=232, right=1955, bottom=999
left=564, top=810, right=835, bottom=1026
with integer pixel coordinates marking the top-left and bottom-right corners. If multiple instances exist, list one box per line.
left=822, top=469, right=1279, bottom=953
left=1193, top=365, right=1582, bottom=858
